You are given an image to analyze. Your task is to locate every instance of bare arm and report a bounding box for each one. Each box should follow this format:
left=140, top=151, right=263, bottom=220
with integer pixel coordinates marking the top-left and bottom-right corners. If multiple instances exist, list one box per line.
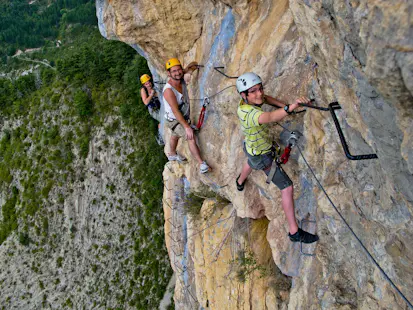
left=258, top=97, right=311, bottom=124
left=264, top=95, right=287, bottom=109
left=183, top=61, right=199, bottom=74
left=164, top=88, right=194, bottom=140
left=141, top=88, right=155, bottom=106
left=164, top=89, right=190, bottom=128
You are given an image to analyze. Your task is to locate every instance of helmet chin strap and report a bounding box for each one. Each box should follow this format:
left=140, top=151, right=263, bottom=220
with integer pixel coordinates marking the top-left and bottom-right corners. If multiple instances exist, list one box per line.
left=243, top=97, right=264, bottom=107
left=241, top=92, right=248, bottom=104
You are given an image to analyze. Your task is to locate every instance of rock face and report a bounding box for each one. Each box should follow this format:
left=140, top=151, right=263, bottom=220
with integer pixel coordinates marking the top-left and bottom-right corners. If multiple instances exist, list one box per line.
left=163, top=163, right=292, bottom=309
left=98, top=0, right=413, bottom=309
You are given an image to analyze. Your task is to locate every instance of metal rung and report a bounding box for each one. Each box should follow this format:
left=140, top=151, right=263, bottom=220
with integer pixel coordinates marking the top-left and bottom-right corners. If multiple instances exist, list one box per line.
left=167, top=231, right=179, bottom=242
left=328, top=102, right=378, bottom=160
left=299, top=100, right=378, bottom=161
left=300, top=219, right=317, bottom=257
left=213, top=66, right=238, bottom=79
left=165, top=163, right=174, bottom=173
left=164, top=183, right=174, bottom=191
left=163, top=199, right=176, bottom=210
left=166, top=217, right=181, bottom=228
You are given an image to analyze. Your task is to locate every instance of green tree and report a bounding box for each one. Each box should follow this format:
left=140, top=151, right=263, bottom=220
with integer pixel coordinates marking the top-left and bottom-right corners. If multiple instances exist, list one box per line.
left=74, top=90, right=93, bottom=118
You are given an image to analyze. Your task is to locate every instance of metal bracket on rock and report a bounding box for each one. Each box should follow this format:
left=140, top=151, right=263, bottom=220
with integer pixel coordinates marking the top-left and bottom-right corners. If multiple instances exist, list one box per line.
left=300, top=100, right=378, bottom=160
left=202, top=97, right=210, bottom=107
left=213, top=66, right=239, bottom=79
left=202, top=173, right=228, bottom=191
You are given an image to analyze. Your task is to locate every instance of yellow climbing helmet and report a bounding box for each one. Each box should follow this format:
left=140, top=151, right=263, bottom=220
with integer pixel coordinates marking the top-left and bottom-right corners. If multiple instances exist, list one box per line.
left=165, top=58, right=181, bottom=70
left=140, top=74, right=151, bottom=84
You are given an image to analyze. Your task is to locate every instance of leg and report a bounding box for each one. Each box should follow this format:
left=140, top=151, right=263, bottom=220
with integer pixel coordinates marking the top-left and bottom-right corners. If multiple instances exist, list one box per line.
left=258, top=161, right=318, bottom=243
left=266, top=165, right=297, bottom=234
left=187, top=138, right=203, bottom=164
left=169, top=135, right=179, bottom=155
left=149, top=108, right=161, bottom=123
left=274, top=169, right=318, bottom=243
left=238, top=161, right=252, bottom=184
left=280, top=185, right=298, bottom=235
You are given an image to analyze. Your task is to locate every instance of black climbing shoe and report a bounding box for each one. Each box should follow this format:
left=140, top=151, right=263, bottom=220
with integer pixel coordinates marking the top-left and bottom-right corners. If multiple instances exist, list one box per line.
left=288, top=228, right=319, bottom=244
left=236, top=175, right=246, bottom=191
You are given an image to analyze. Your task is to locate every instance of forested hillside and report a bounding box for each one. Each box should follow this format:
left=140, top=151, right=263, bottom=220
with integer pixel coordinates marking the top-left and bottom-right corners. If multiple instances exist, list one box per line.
left=0, top=1, right=173, bottom=308
left=0, top=0, right=96, bottom=61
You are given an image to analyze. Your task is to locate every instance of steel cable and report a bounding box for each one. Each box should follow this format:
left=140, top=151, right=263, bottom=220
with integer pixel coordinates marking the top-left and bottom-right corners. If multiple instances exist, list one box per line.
left=295, top=144, right=413, bottom=309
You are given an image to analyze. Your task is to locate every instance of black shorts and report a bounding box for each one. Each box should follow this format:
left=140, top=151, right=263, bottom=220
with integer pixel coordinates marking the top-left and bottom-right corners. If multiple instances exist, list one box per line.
left=243, top=145, right=293, bottom=190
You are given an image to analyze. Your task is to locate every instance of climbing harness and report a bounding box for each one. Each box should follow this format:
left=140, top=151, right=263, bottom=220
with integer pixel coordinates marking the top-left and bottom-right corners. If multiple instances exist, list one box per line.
left=265, top=132, right=298, bottom=184
left=300, top=100, right=378, bottom=160
left=279, top=132, right=298, bottom=164
left=142, top=86, right=161, bottom=111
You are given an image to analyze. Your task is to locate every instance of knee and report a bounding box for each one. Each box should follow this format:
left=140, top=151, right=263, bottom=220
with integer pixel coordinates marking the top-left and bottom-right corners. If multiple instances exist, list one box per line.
left=281, top=185, right=293, bottom=196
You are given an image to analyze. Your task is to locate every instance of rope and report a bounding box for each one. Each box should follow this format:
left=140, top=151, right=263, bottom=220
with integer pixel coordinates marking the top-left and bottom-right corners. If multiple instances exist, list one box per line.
left=296, top=144, right=413, bottom=309
left=190, top=85, right=236, bottom=101
left=190, top=85, right=236, bottom=130
left=274, top=121, right=412, bottom=307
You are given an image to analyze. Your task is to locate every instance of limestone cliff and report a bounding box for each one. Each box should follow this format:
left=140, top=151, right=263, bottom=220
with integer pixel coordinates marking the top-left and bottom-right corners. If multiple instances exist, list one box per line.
left=97, top=0, right=413, bottom=309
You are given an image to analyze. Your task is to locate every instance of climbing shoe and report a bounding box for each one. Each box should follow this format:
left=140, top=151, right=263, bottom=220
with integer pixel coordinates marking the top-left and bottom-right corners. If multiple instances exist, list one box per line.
left=200, top=161, right=210, bottom=174
left=236, top=175, right=246, bottom=191
left=288, top=228, right=319, bottom=244
left=155, top=133, right=165, bottom=146
left=167, top=153, right=187, bottom=162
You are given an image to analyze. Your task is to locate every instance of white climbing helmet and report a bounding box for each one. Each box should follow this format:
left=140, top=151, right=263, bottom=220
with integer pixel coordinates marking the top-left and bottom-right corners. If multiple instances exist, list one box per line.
left=236, top=72, right=262, bottom=93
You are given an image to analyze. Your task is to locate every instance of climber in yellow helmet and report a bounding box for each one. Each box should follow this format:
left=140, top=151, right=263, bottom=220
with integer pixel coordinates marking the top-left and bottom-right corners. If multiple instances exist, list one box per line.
left=139, top=73, right=164, bottom=145
left=236, top=72, right=318, bottom=244
left=140, top=74, right=161, bottom=122
left=163, top=58, right=210, bottom=174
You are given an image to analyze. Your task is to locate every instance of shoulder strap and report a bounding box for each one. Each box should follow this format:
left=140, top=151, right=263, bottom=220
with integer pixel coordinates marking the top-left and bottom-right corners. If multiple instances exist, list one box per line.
left=181, top=80, right=190, bottom=105
left=180, top=80, right=190, bottom=118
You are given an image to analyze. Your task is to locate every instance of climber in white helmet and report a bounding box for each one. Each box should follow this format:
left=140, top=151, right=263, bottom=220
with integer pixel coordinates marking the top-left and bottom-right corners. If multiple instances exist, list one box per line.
left=236, top=72, right=319, bottom=244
